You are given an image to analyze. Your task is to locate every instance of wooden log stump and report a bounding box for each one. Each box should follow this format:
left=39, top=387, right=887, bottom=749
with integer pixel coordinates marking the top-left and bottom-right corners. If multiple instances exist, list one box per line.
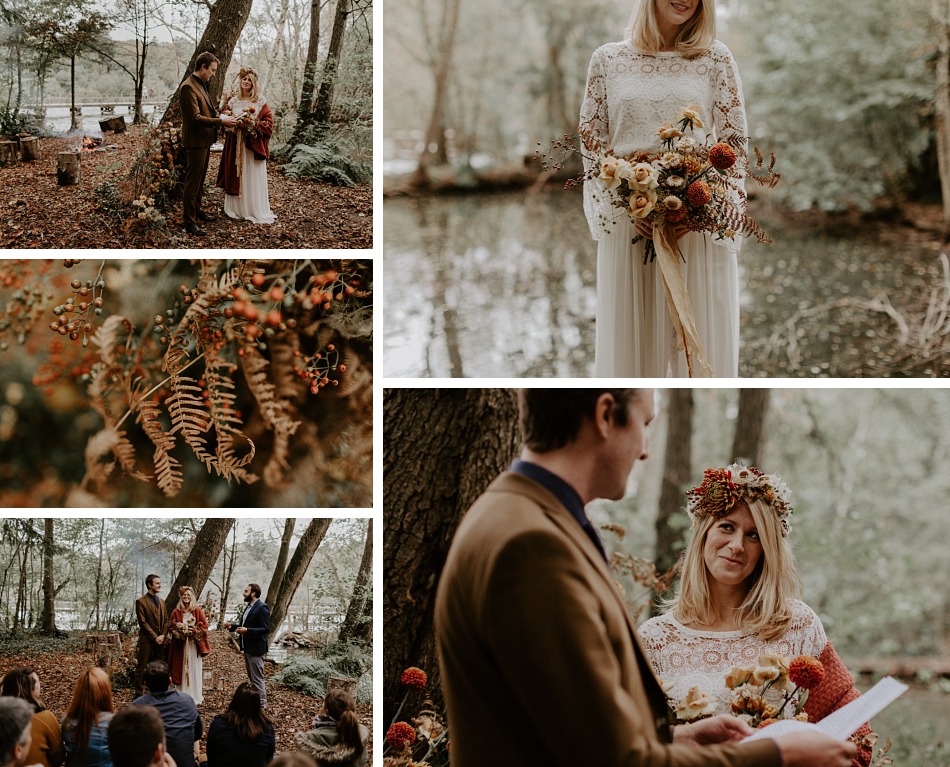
left=99, top=116, right=126, bottom=134
left=96, top=642, right=112, bottom=669
left=327, top=676, right=358, bottom=697
left=0, top=140, right=18, bottom=166
left=57, top=152, right=80, bottom=185
left=85, top=636, right=97, bottom=652
left=19, top=136, right=38, bottom=162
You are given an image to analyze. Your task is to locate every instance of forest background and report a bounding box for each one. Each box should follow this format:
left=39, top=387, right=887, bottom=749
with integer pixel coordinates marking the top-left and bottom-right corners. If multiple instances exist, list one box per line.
left=384, top=388, right=950, bottom=765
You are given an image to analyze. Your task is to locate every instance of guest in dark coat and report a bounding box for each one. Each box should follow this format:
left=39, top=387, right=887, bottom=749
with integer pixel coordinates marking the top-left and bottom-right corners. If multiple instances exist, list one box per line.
left=206, top=683, right=275, bottom=767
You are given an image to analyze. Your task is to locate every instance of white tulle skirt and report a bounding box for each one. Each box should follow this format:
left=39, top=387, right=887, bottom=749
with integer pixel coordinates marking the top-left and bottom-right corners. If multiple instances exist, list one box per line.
left=224, top=143, right=276, bottom=224
left=175, top=638, right=203, bottom=704
left=594, top=224, right=740, bottom=378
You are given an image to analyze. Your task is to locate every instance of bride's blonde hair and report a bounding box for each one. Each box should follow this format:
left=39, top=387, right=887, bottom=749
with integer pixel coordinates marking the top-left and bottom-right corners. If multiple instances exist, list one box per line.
left=177, top=585, right=196, bottom=612
left=626, top=0, right=716, bottom=59
left=665, top=499, right=802, bottom=641
left=235, top=68, right=262, bottom=101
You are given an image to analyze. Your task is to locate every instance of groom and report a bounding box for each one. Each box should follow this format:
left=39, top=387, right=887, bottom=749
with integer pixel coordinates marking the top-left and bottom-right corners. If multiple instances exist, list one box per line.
left=226, top=583, right=270, bottom=707
left=178, top=51, right=237, bottom=236
left=435, top=389, right=857, bottom=767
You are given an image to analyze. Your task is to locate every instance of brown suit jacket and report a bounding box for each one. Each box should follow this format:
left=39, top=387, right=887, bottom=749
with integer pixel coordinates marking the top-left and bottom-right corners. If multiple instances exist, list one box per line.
left=435, top=472, right=781, bottom=767
left=179, top=74, right=221, bottom=148
left=135, top=593, right=168, bottom=644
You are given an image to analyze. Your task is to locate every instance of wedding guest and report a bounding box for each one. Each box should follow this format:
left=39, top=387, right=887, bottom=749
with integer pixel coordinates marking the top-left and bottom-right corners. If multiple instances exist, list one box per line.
left=134, top=575, right=168, bottom=696
left=294, top=689, right=368, bottom=767
left=0, top=667, right=64, bottom=767
left=107, top=706, right=174, bottom=767
left=435, top=388, right=856, bottom=767
left=0, top=697, right=34, bottom=767
left=165, top=586, right=210, bottom=704
left=61, top=668, right=113, bottom=767
left=131, top=661, right=202, bottom=767
left=225, top=584, right=270, bottom=708
left=206, top=683, right=275, bottom=767
left=639, top=463, right=872, bottom=766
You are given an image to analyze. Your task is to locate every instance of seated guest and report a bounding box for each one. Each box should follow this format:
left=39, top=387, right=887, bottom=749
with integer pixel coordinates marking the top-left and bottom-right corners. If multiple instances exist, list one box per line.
left=1, top=667, right=64, bottom=767
left=61, top=668, right=113, bottom=767
left=206, top=683, right=275, bottom=767
left=0, top=697, right=34, bottom=767
left=131, top=661, right=202, bottom=767
left=294, top=690, right=367, bottom=767
left=107, top=706, right=173, bottom=767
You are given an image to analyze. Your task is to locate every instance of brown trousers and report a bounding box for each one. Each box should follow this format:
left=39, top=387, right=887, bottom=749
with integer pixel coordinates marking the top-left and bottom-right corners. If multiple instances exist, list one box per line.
left=182, top=146, right=211, bottom=226
left=134, top=635, right=167, bottom=695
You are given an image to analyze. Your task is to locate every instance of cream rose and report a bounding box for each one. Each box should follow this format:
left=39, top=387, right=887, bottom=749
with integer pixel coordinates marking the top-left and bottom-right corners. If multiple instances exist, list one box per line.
left=676, top=105, right=704, bottom=128
left=598, top=155, right=624, bottom=191
left=724, top=665, right=754, bottom=689
left=674, top=686, right=717, bottom=721
left=628, top=191, right=656, bottom=219
left=630, top=162, right=659, bottom=190
left=657, top=122, right=683, bottom=141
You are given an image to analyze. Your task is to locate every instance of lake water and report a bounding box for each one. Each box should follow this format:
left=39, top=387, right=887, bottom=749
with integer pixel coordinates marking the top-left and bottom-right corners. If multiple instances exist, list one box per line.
left=35, top=105, right=160, bottom=136
left=383, top=190, right=944, bottom=378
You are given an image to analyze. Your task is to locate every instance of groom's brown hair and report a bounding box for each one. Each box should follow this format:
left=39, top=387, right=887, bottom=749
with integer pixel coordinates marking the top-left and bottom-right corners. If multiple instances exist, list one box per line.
left=518, top=389, right=640, bottom=453
left=195, top=51, right=219, bottom=71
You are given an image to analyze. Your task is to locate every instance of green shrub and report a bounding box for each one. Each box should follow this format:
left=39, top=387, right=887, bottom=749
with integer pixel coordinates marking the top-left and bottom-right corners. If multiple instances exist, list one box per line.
left=278, top=124, right=371, bottom=187
left=0, top=107, right=39, bottom=141
left=273, top=640, right=372, bottom=703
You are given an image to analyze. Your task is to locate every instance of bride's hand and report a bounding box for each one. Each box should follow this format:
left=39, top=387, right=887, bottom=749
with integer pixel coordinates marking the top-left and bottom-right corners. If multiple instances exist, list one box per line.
left=673, top=713, right=753, bottom=746
left=634, top=219, right=653, bottom=240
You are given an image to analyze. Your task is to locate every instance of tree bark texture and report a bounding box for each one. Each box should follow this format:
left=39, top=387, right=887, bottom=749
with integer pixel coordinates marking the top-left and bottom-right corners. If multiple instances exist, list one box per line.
left=730, top=389, right=771, bottom=468
left=655, top=389, right=694, bottom=575
left=218, top=524, right=239, bottom=627
left=161, top=0, right=255, bottom=125
left=295, top=0, right=323, bottom=135
left=936, top=0, right=950, bottom=229
left=40, top=519, right=55, bottom=635
left=164, top=518, right=235, bottom=614
left=338, top=519, right=372, bottom=646
left=268, top=518, right=333, bottom=636
left=266, top=519, right=296, bottom=604
left=312, top=0, right=350, bottom=130
left=383, top=388, right=520, bottom=724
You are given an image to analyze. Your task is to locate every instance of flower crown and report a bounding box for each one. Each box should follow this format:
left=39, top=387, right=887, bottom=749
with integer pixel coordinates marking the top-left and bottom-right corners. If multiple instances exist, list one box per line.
left=685, top=463, right=794, bottom=536
left=238, top=67, right=257, bottom=79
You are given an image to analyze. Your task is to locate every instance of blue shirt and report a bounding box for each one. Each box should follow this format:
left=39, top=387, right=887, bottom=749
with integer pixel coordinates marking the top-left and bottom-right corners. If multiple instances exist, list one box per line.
left=510, top=460, right=609, bottom=564
left=62, top=712, right=112, bottom=767
left=131, top=690, right=202, bottom=767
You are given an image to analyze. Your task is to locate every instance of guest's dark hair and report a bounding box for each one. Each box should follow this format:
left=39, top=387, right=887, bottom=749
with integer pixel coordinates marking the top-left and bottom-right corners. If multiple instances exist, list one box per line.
left=0, top=697, right=33, bottom=766
left=143, top=661, right=170, bottom=694
left=248, top=583, right=262, bottom=599
left=144, top=574, right=160, bottom=590
left=323, top=688, right=364, bottom=758
left=108, top=705, right=165, bottom=767
left=518, top=389, right=641, bottom=452
left=195, top=51, right=219, bottom=70
left=0, top=666, right=44, bottom=712
left=223, top=682, right=273, bottom=742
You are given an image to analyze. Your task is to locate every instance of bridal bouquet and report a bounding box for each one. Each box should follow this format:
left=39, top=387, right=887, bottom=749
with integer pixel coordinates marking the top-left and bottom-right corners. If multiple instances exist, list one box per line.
left=591, top=106, right=778, bottom=263
left=171, top=619, right=205, bottom=642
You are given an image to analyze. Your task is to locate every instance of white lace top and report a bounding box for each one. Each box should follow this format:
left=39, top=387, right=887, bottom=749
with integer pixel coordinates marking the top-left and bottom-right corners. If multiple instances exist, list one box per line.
left=579, top=40, right=747, bottom=239
left=638, top=600, right=828, bottom=714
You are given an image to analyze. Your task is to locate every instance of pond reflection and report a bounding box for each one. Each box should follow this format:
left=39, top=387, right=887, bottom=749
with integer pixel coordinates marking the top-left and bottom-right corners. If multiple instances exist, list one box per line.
left=384, top=190, right=944, bottom=377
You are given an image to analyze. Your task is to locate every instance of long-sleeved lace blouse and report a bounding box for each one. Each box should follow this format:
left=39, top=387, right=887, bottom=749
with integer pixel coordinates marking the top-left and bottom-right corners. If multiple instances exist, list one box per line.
left=579, top=39, right=747, bottom=240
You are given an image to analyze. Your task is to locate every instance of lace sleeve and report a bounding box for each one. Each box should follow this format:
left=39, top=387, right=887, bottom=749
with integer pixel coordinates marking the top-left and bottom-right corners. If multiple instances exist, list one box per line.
left=710, top=43, right=747, bottom=211
left=579, top=47, right=611, bottom=241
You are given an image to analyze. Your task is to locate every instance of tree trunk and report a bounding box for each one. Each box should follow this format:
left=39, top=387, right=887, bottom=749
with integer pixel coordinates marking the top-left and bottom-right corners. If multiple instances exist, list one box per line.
left=218, top=523, right=239, bottom=627
left=730, top=389, right=771, bottom=467
left=40, top=519, right=56, bottom=635
left=294, top=0, right=323, bottom=139
left=410, top=0, right=462, bottom=187
left=95, top=519, right=104, bottom=630
left=311, top=0, right=350, bottom=133
left=383, top=388, right=520, bottom=724
left=269, top=518, right=333, bottom=636
left=134, top=37, right=148, bottom=125
left=69, top=53, right=79, bottom=131
left=13, top=544, right=27, bottom=635
left=266, top=519, right=296, bottom=604
left=161, top=0, right=255, bottom=125
left=338, top=519, right=372, bottom=646
left=164, top=519, right=235, bottom=614
left=935, top=0, right=950, bottom=230
left=655, top=389, right=694, bottom=576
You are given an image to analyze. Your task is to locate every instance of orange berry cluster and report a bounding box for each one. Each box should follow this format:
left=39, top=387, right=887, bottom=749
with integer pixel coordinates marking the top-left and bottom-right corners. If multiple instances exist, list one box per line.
left=48, top=277, right=106, bottom=348
left=294, top=344, right=346, bottom=394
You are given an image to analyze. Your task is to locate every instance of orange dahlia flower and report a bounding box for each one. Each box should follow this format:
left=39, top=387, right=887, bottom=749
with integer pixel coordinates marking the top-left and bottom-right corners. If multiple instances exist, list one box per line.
left=687, top=180, right=712, bottom=207
left=400, top=666, right=428, bottom=690
left=709, top=142, right=738, bottom=170
left=386, top=722, right=416, bottom=750
left=788, top=656, right=825, bottom=690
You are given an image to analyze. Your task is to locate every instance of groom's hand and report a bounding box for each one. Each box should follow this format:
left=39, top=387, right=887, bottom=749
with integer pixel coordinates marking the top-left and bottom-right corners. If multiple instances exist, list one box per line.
left=673, top=714, right=753, bottom=746
left=221, top=115, right=237, bottom=126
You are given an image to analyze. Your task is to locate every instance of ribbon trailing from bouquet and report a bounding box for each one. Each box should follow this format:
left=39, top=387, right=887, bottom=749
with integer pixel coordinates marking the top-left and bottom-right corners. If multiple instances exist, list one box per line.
left=653, top=224, right=713, bottom=378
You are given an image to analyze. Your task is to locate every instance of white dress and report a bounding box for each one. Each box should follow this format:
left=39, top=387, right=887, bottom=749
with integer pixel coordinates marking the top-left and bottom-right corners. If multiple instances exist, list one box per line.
left=224, top=95, right=276, bottom=224
left=638, top=600, right=827, bottom=715
left=579, top=40, right=747, bottom=377
left=176, top=611, right=204, bottom=704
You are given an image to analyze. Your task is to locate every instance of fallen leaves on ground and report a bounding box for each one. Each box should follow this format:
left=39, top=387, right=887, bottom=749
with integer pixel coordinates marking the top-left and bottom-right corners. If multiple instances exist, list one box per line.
left=0, top=630, right=373, bottom=760
left=0, top=127, right=372, bottom=249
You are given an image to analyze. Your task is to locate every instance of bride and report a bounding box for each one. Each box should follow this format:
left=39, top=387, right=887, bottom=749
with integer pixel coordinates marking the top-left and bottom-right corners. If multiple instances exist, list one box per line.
left=166, top=585, right=210, bottom=704
left=216, top=68, right=277, bottom=224
left=580, top=0, right=746, bottom=377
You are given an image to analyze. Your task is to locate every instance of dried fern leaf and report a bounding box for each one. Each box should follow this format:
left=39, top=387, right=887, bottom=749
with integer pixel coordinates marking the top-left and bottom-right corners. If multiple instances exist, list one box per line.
left=153, top=445, right=183, bottom=498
